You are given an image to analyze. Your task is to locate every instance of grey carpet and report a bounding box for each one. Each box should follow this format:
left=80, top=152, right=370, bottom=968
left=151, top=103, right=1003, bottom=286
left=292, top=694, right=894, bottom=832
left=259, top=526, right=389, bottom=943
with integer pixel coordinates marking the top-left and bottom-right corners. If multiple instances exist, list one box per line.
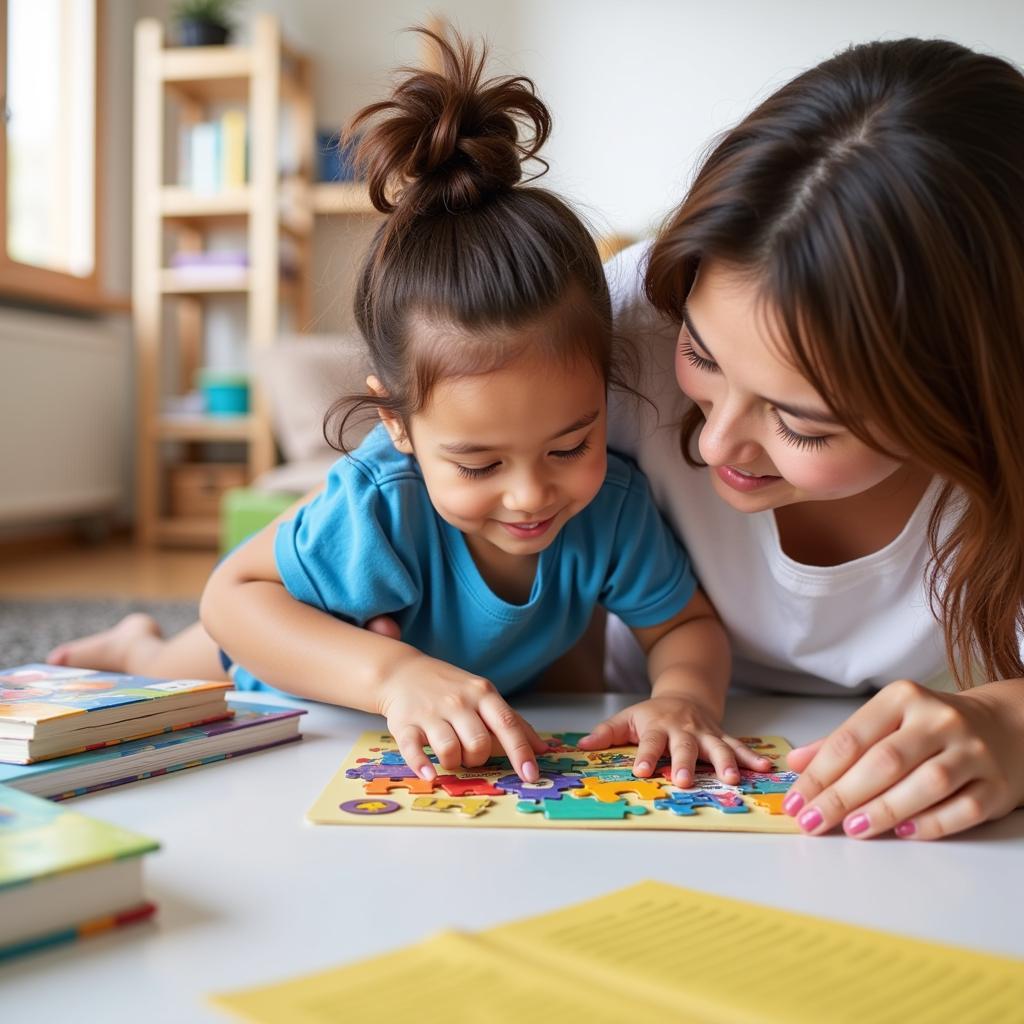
left=0, top=598, right=199, bottom=668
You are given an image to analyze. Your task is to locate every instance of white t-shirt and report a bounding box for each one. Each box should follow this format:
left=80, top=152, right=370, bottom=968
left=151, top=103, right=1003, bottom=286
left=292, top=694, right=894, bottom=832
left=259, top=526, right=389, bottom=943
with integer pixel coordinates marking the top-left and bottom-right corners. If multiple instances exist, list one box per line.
left=605, top=242, right=952, bottom=696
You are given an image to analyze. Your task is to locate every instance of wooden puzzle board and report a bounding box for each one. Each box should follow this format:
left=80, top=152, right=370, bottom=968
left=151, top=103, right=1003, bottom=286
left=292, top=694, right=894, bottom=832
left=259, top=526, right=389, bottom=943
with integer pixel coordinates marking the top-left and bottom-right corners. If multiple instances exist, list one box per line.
left=307, top=730, right=801, bottom=832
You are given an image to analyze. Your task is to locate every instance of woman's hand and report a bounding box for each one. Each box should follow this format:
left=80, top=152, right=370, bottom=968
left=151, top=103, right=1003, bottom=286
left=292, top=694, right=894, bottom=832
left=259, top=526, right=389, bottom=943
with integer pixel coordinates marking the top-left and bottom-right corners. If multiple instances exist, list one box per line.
left=577, top=696, right=774, bottom=787
left=376, top=652, right=548, bottom=784
left=783, top=679, right=1024, bottom=839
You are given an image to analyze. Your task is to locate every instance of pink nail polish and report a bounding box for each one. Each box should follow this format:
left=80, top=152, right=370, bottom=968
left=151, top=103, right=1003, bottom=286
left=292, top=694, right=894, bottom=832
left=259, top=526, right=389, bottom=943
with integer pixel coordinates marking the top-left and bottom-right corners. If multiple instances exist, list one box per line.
left=798, top=807, right=823, bottom=832
left=895, top=820, right=916, bottom=838
left=844, top=813, right=870, bottom=836
left=782, top=791, right=805, bottom=816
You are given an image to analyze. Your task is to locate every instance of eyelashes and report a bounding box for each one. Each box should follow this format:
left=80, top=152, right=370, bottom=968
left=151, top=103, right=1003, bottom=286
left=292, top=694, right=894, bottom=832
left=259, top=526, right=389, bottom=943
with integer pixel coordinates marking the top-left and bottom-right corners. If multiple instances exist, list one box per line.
left=679, top=341, right=832, bottom=452
left=456, top=439, right=592, bottom=479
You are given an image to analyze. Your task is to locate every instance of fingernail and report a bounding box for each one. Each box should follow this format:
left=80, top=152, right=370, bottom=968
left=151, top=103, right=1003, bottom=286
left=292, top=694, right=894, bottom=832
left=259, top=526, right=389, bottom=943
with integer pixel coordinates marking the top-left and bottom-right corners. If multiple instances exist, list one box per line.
left=895, top=820, right=916, bottom=838
left=420, top=765, right=435, bottom=780
left=521, top=762, right=538, bottom=783
left=724, top=768, right=739, bottom=780
left=782, top=791, right=805, bottom=816
left=798, top=807, right=823, bottom=832
left=674, top=770, right=691, bottom=787
left=844, top=813, right=870, bottom=836
left=635, top=760, right=651, bottom=775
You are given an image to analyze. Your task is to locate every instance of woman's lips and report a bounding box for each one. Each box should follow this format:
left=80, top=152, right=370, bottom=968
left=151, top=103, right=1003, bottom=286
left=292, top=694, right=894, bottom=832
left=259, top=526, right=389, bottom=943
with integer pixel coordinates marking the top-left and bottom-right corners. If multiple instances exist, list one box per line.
left=714, top=465, right=781, bottom=493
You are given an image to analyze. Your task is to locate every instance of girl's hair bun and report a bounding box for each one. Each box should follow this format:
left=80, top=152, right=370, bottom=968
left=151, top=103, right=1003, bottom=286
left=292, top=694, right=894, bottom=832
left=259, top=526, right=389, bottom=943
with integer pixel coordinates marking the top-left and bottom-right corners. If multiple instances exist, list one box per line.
left=349, top=27, right=551, bottom=216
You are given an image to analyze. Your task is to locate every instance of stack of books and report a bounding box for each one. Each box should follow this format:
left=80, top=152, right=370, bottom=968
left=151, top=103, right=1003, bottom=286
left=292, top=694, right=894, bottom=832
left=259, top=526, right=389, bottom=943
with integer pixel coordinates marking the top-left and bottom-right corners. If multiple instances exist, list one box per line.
left=180, top=108, right=247, bottom=193
left=0, top=784, right=158, bottom=960
left=0, top=664, right=305, bottom=800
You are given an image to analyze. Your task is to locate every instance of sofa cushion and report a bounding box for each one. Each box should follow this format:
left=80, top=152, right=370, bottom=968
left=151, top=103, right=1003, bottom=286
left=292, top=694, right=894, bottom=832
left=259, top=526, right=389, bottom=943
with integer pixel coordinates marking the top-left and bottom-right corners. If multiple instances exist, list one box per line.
left=254, top=334, right=374, bottom=463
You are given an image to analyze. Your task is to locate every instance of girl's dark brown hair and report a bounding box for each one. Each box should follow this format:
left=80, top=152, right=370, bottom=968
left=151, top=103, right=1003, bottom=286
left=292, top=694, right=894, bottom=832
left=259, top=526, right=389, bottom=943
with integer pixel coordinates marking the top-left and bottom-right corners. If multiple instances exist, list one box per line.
left=647, top=38, right=1024, bottom=689
left=326, top=28, right=622, bottom=448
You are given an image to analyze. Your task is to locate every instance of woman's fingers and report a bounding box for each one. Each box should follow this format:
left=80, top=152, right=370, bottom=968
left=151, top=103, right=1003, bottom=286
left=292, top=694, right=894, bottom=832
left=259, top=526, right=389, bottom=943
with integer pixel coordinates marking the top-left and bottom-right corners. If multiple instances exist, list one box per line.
left=891, top=779, right=995, bottom=841
left=786, top=738, right=824, bottom=773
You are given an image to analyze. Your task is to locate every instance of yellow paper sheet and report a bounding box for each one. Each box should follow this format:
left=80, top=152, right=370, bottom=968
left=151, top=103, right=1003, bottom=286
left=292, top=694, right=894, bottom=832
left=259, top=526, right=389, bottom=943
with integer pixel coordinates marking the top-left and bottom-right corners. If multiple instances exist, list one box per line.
left=212, top=881, right=1024, bottom=1024
left=306, top=729, right=801, bottom=833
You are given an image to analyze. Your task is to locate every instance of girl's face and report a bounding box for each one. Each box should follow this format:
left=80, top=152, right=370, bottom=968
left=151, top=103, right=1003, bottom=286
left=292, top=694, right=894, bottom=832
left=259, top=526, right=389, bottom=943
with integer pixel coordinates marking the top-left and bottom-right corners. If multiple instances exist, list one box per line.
left=385, top=347, right=608, bottom=559
left=679, top=263, right=905, bottom=513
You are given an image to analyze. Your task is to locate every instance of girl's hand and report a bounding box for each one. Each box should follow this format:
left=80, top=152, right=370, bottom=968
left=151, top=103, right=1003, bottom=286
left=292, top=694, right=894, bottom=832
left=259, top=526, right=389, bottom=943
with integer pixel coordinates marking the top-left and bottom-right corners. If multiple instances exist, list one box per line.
left=377, top=653, right=548, bottom=783
left=576, top=696, right=774, bottom=787
left=783, top=679, right=1024, bottom=840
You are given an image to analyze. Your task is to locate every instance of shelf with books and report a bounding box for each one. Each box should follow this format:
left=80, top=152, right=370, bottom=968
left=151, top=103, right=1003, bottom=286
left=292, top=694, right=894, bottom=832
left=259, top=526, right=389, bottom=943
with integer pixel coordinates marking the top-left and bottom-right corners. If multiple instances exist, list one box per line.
left=134, top=14, right=315, bottom=548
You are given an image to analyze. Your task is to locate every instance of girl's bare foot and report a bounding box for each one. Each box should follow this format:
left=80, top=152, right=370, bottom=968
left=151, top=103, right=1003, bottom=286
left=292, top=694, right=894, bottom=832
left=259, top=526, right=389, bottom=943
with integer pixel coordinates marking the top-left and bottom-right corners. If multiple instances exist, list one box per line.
left=46, top=613, right=165, bottom=674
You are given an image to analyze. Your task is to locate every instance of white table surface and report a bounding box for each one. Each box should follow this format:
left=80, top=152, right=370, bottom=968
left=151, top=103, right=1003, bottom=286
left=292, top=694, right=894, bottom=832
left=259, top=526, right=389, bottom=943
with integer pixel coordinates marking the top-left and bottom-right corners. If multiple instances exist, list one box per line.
left=3, top=691, right=1022, bottom=1021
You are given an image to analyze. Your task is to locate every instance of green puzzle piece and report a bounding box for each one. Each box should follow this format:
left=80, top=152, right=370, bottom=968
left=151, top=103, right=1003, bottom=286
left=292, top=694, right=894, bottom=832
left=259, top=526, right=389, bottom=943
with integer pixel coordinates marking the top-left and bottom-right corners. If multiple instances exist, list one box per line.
left=517, top=797, right=648, bottom=820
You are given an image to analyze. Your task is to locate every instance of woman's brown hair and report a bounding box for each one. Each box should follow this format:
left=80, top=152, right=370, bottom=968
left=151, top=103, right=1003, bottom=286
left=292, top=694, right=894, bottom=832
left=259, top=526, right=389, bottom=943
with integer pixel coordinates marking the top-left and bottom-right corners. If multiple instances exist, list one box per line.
left=326, top=28, right=622, bottom=447
left=646, top=38, right=1024, bottom=688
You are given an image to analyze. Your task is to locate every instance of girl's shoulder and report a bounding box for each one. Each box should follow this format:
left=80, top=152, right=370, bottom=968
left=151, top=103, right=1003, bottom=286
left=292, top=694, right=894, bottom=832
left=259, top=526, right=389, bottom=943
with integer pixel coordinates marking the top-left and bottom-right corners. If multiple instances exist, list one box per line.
left=328, top=422, right=423, bottom=490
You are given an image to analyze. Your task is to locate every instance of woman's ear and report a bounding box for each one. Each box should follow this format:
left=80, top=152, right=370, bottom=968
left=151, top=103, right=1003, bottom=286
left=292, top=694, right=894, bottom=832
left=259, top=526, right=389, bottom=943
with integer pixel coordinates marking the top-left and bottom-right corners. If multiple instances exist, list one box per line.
left=366, top=375, right=413, bottom=454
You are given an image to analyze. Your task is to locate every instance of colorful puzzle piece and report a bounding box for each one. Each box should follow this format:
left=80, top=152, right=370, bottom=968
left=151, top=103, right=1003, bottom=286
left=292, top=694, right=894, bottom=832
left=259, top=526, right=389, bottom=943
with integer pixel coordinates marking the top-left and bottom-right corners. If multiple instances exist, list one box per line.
left=738, top=770, right=799, bottom=794
left=571, top=776, right=665, bottom=803
left=536, top=755, right=590, bottom=773
left=584, top=751, right=636, bottom=767
left=749, top=792, right=787, bottom=814
left=434, top=775, right=506, bottom=797
left=654, top=791, right=750, bottom=816
left=411, top=796, right=491, bottom=817
left=516, top=797, right=648, bottom=820
left=363, top=778, right=437, bottom=795
left=346, top=764, right=417, bottom=782
left=494, top=772, right=582, bottom=801
left=582, top=767, right=642, bottom=781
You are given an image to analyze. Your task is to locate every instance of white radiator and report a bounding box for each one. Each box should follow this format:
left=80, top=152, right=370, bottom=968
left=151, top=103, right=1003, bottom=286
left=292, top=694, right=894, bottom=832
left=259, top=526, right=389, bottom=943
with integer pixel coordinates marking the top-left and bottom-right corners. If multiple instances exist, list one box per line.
left=0, top=308, right=132, bottom=525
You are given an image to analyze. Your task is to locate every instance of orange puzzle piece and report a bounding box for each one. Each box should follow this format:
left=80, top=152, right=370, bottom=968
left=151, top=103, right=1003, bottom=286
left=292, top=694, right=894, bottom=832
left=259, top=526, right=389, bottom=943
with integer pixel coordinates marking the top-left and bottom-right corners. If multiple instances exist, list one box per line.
left=364, top=778, right=437, bottom=795
left=571, top=777, right=666, bottom=803
left=749, top=792, right=786, bottom=814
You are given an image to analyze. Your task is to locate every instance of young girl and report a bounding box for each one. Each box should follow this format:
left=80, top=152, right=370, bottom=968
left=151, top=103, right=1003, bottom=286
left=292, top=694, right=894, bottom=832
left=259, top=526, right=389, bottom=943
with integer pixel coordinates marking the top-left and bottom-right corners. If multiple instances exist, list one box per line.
left=50, top=31, right=771, bottom=788
left=591, top=37, right=1024, bottom=839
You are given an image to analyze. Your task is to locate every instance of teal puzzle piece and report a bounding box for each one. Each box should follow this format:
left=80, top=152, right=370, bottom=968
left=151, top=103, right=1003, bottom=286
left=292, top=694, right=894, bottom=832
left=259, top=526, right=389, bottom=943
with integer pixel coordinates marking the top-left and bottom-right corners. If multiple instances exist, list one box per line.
left=516, top=797, right=648, bottom=820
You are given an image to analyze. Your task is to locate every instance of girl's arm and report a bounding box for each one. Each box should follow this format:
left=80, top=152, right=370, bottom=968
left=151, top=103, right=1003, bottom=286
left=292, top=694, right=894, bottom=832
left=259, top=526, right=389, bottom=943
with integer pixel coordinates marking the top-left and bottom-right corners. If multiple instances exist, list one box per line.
left=200, top=523, right=546, bottom=781
left=780, top=676, right=1024, bottom=839
left=577, top=590, right=773, bottom=785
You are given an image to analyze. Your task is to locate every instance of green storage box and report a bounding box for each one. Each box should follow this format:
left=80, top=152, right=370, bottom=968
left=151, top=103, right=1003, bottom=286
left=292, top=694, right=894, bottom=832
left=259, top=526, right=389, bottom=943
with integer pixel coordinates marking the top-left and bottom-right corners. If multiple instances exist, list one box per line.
left=221, top=488, right=299, bottom=553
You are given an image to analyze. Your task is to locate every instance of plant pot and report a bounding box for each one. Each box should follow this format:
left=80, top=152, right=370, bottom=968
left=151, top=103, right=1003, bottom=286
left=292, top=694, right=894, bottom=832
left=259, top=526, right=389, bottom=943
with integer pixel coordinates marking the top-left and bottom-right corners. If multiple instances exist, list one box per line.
left=177, top=19, right=229, bottom=46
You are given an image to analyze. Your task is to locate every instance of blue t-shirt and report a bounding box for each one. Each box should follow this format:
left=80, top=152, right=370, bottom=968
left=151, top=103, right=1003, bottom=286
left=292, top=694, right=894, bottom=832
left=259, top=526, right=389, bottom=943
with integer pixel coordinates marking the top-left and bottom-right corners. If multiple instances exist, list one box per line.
left=229, top=424, right=696, bottom=696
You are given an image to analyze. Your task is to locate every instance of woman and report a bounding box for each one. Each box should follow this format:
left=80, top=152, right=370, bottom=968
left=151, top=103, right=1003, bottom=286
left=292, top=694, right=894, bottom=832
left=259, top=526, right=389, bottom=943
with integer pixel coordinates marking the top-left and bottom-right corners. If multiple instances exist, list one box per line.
left=586, top=37, right=1024, bottom=840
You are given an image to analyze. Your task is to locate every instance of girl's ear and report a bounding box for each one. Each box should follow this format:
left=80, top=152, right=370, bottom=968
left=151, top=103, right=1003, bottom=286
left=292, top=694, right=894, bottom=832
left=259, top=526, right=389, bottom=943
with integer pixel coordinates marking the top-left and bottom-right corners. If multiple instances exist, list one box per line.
left=366, top=375, right=413, bottom=454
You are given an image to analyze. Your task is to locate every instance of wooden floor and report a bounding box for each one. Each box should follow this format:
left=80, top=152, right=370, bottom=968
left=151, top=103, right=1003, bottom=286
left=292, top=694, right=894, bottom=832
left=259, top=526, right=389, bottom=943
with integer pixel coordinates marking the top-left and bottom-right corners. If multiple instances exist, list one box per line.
left=0, top=538, right=217, bottom=600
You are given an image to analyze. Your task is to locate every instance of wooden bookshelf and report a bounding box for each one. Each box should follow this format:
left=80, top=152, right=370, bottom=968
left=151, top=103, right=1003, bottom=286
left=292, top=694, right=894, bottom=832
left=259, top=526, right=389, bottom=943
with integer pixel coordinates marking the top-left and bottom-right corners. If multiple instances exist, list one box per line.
left=133, top=14, right=316, bottom=548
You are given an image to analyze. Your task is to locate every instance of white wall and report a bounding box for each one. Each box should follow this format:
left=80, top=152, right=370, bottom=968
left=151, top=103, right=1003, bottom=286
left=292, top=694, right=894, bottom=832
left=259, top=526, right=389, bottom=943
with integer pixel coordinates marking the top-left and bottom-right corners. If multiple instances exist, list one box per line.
left=237, top=0, right=1024, bottom=238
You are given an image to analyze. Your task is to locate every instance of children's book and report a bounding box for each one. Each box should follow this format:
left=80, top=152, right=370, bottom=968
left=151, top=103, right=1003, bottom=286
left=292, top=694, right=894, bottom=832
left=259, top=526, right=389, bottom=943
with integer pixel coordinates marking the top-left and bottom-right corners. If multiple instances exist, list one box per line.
left=0, top=784, right=157, bottom=960
left=0, top=701, right=305, bottom=800
left=307, top=729, right=801, bottom=832
left=211, top=880, right=1024, bottom=1023
left=0, top=663, right=232, bottom=764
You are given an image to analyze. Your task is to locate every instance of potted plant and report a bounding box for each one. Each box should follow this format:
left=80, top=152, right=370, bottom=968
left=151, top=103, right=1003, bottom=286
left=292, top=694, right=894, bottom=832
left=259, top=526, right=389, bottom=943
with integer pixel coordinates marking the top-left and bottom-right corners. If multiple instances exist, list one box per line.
left=173, top=0, right=239, bottom=47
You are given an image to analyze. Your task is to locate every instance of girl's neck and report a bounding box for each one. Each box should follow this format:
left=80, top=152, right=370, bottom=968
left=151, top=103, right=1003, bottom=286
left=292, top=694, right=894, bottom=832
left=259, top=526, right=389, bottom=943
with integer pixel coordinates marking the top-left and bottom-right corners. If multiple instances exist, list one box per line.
left=463, top=533, right=540, bottom=605
left=772, top=462, right=934, bottom=567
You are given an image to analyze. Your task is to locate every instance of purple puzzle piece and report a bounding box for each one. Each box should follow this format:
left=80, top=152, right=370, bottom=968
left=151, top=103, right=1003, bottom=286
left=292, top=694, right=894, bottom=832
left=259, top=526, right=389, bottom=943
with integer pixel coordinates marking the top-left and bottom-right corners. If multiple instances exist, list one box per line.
left=345, top=764, right=417, bottom=782
left=495, top=772, right=583, bottom=801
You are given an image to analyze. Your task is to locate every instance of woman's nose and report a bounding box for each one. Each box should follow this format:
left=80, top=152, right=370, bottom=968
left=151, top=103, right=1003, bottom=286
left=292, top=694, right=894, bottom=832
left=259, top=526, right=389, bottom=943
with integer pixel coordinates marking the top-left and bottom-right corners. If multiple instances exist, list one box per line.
left=698, top=400, right=762, bottom=467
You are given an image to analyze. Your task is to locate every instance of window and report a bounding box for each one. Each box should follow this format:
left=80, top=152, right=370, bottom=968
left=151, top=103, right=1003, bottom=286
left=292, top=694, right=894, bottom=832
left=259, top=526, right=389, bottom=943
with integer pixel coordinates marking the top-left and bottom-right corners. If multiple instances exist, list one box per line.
left=0, top=0, right=106, bottom=310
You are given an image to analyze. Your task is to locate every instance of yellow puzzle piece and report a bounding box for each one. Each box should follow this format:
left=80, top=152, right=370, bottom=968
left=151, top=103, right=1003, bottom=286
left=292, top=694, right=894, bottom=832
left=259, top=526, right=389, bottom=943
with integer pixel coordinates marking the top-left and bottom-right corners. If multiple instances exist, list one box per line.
left=571, top=777, right=666, bottom=803
left=411, top=796, right=492, bottom=817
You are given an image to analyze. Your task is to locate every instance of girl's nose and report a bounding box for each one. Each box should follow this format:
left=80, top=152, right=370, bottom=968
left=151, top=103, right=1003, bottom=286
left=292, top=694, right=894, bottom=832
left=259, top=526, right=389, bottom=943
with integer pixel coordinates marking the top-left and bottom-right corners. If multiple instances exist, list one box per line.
left=503, top=471, right=551, bottom=514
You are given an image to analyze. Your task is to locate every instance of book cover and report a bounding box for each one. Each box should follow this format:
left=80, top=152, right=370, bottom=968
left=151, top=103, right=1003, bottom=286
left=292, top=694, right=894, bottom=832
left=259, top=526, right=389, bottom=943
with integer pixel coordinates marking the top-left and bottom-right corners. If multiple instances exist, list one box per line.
left=221, top=108, right=247, bottom=188
left=0, top=663, right=232, bottom=765
left=0, top=701, right=305, bottom=800
left=0, top=785, right=158, bottom=960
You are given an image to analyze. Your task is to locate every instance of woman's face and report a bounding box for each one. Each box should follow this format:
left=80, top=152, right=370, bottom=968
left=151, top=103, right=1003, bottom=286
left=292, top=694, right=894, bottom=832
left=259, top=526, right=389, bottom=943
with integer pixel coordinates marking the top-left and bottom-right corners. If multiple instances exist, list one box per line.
left=677, top=263, right=905, bottom=514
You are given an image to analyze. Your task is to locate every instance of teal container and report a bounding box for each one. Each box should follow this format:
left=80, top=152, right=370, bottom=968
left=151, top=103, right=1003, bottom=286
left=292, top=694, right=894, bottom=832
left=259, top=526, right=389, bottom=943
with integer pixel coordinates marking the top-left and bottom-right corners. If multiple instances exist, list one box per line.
left=197, top=369, right=249, bottom=416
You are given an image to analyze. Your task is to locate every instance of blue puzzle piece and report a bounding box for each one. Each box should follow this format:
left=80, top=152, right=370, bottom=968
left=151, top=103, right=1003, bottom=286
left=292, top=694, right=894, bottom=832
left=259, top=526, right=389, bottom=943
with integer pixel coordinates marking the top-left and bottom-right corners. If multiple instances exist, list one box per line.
left=345, top=764, right=417, bottom=782
left=654, top=791, right=750, bottom=816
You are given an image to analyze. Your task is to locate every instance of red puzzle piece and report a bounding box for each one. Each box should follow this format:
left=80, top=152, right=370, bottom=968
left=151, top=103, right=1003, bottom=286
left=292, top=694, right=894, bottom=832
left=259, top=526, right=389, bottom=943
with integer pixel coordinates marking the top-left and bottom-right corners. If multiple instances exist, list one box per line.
left=434, top=775, right=506, bottom=797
